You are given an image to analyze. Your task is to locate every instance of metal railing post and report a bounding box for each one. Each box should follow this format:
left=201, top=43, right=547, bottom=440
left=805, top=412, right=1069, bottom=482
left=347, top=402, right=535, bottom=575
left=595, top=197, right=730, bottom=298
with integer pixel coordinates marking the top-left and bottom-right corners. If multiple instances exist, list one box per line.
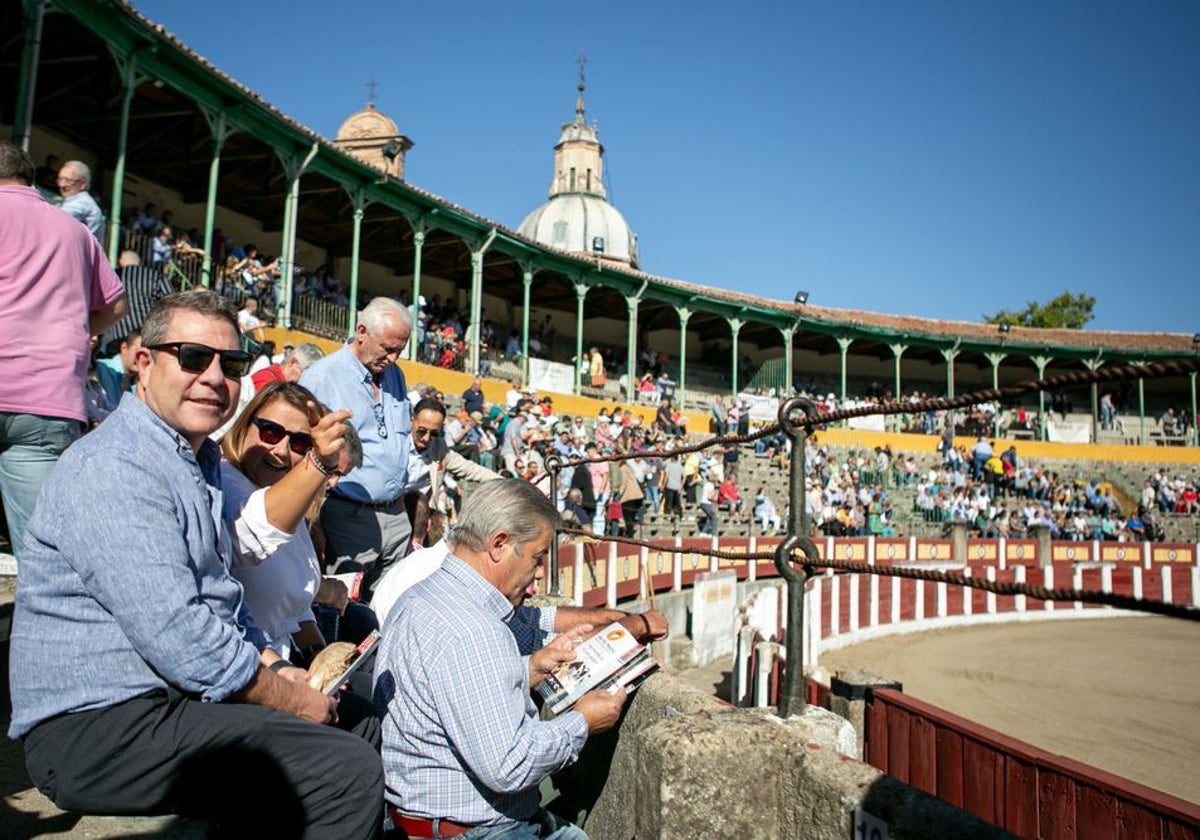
left=546, top=454, right=564, bottom=596
left=775, top=396, right=820, bottom=718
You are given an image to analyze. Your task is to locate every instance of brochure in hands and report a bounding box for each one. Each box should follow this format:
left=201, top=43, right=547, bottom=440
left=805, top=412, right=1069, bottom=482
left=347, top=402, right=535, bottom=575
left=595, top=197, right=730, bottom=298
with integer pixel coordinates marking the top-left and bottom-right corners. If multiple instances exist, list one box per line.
left=536, top=622, right=660, bottom=715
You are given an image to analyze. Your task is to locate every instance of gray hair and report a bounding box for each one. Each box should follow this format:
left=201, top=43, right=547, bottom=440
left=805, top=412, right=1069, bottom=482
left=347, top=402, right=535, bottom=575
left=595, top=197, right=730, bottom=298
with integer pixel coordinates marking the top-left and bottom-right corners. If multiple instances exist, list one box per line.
left=358, top=296, right=412, bottom=336
left=142, top=291, right=239, bottom=347
left=448, top=479, right=560, bottom=553
left=62, top=160, right=91, bottom=187
left=286, top=342, right=324, bottom=371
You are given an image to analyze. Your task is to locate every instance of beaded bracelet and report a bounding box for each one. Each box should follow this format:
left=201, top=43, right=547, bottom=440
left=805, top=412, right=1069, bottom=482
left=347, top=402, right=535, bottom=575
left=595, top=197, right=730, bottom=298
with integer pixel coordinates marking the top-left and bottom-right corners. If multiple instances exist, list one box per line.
left=308, top=448, right=338, bottom=476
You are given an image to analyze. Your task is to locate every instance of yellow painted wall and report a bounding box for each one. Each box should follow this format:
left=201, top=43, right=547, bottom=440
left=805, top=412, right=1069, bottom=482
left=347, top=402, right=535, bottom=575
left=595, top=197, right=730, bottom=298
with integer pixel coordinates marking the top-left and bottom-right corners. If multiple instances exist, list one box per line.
left=266, top=326, right=1199, bottom=466
left=812, top=425, right=1200, bottom=465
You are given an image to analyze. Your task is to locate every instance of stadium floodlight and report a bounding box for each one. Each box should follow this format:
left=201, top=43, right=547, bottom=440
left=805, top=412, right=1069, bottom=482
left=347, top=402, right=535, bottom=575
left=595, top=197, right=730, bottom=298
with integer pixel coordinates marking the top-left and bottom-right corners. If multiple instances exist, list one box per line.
left=1193, top=332, right=1200, bottom=345
left=794, top=291, right=809, bottom=305
left=381, top=139, right=402, bottom=163
left=998, top=323, right=1011, bottom=334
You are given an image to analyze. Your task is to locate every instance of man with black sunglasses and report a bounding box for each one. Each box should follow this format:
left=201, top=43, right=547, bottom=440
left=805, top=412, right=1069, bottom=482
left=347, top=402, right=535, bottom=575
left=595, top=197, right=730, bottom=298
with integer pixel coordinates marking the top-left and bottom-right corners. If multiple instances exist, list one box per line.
left=9, top=291, right=382, bottom=838
left=302, top=296, right=415, bottom=603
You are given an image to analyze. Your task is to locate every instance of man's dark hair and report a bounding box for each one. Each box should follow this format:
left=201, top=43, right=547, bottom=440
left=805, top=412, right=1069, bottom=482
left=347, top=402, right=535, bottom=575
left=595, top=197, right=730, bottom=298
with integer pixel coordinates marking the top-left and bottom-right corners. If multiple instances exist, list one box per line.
left=0, top=142, right=36, bottom=185
left=413, top=397, right=448, bottom=419
left=142, top=291, right=239, bottom=346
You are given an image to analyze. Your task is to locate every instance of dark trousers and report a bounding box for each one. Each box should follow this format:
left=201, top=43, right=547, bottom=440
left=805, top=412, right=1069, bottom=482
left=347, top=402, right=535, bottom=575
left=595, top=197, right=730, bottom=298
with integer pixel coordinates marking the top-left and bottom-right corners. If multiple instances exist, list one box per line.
left=23, top=690, right=383, bottom=840
left=663, top=488, right=682, bottom=518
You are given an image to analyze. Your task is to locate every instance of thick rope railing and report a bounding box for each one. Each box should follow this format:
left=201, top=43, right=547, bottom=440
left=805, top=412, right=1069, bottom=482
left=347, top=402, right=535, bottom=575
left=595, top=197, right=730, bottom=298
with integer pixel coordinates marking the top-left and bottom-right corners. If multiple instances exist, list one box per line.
left=543, top=356, right=1200, bottom=716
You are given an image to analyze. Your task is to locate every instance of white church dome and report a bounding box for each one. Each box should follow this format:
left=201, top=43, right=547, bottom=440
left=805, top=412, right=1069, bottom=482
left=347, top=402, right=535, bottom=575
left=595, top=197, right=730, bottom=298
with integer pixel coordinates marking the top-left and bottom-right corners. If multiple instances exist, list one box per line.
left=518, top=194, right=639, bottom=267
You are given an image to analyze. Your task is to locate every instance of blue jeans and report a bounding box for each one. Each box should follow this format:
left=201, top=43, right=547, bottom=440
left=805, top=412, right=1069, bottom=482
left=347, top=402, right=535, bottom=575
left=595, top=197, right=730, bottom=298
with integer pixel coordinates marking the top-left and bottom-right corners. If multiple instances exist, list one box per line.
left=643, top=485, right=660, bottom=517
left=459, top=809, right=587, bottom=840
left=0, top=413, right=80, bottom=558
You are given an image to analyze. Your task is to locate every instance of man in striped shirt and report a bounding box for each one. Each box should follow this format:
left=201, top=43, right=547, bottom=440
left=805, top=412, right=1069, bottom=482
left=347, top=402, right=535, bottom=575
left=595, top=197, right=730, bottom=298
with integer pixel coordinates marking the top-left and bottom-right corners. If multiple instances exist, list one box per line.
left=375, top=480, right=628, bottom=839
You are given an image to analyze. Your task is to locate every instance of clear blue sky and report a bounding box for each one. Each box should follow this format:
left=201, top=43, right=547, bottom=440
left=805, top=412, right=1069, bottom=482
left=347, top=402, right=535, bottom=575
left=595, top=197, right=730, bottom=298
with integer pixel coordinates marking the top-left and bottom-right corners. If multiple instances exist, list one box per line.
left=137, top=0, right=1200, bottom=334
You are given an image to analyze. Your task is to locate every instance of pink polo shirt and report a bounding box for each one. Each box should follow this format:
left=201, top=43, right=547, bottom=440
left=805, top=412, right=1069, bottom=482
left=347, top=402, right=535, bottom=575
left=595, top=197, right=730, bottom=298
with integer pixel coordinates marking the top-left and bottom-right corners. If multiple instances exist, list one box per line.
left=0, top=185, right=124, bottom=423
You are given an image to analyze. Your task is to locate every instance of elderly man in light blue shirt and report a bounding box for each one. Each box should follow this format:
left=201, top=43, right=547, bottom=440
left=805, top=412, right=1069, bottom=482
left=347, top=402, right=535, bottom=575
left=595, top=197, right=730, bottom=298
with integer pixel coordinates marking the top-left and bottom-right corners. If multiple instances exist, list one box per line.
left=375, top=479, right=629, bottom=839
left=301, top=295, right=414, bottom=602
left=56, top=159, right=105, bottom=241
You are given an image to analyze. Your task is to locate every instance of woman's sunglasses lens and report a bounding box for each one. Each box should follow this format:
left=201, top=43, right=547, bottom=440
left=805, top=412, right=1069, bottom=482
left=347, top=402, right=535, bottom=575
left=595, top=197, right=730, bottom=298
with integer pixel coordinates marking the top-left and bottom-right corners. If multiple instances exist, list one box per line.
left=255, top=419, right=287, bottom=444
left=254, top=418, right=314, bottom=456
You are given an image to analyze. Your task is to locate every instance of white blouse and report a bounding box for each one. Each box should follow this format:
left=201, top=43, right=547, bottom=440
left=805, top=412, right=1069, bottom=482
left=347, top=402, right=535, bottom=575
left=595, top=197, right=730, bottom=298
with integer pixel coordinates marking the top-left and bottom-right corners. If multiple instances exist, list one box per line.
left=220, top=462, right=321, bottom=657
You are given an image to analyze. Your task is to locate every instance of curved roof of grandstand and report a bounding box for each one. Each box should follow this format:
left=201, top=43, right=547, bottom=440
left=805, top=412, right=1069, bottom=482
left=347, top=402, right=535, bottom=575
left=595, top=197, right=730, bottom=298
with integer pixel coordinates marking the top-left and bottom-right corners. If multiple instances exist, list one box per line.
left=19, top=0, right=1194, bottom=364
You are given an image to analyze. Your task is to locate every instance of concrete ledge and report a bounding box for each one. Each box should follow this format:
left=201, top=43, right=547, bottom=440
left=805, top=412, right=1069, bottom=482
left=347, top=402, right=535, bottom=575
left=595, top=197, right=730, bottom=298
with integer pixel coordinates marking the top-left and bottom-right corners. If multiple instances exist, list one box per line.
left=582, top=673, right=1011, bottom=839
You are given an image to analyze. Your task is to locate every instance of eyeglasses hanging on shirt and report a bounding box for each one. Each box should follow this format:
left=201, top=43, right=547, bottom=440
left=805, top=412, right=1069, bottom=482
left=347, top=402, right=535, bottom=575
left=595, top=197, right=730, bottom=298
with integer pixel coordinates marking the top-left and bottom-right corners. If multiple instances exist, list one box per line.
left=373, top=402, right=388, bottom=439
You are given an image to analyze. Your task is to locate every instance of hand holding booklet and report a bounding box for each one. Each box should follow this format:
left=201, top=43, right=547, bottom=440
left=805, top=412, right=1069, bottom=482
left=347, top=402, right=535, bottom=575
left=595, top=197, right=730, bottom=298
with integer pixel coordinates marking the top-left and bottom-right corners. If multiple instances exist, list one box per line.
left=536, top=622, right=660, bottom=715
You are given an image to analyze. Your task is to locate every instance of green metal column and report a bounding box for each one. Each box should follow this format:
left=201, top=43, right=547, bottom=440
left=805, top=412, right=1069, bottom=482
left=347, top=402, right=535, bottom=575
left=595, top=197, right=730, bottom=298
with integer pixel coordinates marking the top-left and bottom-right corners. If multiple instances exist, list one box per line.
left=520, top=265, right=534, bottom=386
left=11, top=0, right=45, bottom=151
left=837, top=337, right=853, bottom=403
left=729, top=318, right=744, bottom=397
left=106, top=50, right=146, bottom=265
left=1191, top=371, right=1198, bottom=447
left=1137, top=373, right=1146, bottom=446
left=468, top=227, right=497, bottom=376
left=409, top=226, right=425, bottom=361
left=626, top=282, right=646, bottom=402
left=199, top=108, right=235, bottom=287
left=890, top=342, right=907, bottom=401
left=280, top=143, right=318, bottom=329
left=779, top=325, right=796, bottom=397
left=272, top=144, right=317, bottom=327
left=1084, top=356, right=1103, bottom=445
left=276, top=182, right=294, bottom=325
left=345, top=187, right=368, bottom=336
left=941, top=344, right=961, bottom=399
left=574, top=282, right=590, bottom=395
left=1033, top=356, right=1050, bottom=441
left=676, top=306, right=691, bottom=407
left=985, top=352, right=1006, bottom=438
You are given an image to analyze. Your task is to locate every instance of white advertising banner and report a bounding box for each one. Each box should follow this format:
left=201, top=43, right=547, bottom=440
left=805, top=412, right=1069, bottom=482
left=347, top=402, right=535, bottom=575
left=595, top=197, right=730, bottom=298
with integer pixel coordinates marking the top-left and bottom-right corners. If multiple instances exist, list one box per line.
left=528, top=358, right=576, bottom=395
left=847, top=414, right=886, bottom=432
left=1046, top=420, right=1091, bottom=444
left=738, top=393, right=780, bottom=423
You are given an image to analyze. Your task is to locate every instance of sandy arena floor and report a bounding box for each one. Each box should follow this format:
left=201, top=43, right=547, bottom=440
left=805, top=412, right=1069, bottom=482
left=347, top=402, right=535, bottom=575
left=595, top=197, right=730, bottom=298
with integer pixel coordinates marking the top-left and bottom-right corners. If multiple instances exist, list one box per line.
left=818, top=616, right=1200, bottom=805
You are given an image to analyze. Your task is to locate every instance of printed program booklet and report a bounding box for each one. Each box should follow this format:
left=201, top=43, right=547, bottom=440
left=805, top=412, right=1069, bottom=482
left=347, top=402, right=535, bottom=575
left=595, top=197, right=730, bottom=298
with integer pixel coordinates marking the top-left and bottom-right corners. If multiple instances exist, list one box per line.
left=536, top=622, right=659, bottom=715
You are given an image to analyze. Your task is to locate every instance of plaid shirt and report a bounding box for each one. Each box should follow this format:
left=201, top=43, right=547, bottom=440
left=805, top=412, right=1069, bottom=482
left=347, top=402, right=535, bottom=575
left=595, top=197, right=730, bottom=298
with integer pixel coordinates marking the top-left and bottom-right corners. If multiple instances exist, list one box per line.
left=374, top=552, right=587, bottom=826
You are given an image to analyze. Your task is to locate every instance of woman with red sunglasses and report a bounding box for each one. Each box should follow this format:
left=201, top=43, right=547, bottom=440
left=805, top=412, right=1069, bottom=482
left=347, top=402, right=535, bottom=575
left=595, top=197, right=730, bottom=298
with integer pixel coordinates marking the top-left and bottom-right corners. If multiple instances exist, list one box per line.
left=218, top=381, right=372, bottom=664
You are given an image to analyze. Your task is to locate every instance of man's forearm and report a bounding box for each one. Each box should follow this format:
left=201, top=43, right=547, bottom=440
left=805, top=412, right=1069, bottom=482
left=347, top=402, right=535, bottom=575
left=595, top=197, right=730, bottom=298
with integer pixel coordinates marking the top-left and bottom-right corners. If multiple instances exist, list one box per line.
left=555, top=606, right=670, bottom=643
left=90, top=294, right=128, bottom=336
left=233, top=663, right=332, bottom=723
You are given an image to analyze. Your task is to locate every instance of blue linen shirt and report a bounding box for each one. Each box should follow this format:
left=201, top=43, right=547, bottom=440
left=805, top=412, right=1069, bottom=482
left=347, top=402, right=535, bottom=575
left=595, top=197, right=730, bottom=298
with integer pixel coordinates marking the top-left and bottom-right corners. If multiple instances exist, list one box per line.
left=373, top=552, right=588, bottom=826
left=60, top=191, right=105, bottom=241
left=8, top=396, right=265, bottom=738
left=300, top=344, right=411, bottom=504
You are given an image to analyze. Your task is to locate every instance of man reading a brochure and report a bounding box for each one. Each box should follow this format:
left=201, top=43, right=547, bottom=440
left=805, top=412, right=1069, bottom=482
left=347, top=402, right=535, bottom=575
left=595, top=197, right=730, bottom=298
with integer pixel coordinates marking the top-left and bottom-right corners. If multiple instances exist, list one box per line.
left=375, top=479, right=632, bottom=839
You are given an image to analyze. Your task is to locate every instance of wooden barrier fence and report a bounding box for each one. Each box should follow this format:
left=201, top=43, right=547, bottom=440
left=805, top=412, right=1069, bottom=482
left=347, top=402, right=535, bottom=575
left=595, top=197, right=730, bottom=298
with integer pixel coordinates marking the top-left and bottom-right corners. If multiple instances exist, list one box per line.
left=864, top=688, right=1200, bottom=838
